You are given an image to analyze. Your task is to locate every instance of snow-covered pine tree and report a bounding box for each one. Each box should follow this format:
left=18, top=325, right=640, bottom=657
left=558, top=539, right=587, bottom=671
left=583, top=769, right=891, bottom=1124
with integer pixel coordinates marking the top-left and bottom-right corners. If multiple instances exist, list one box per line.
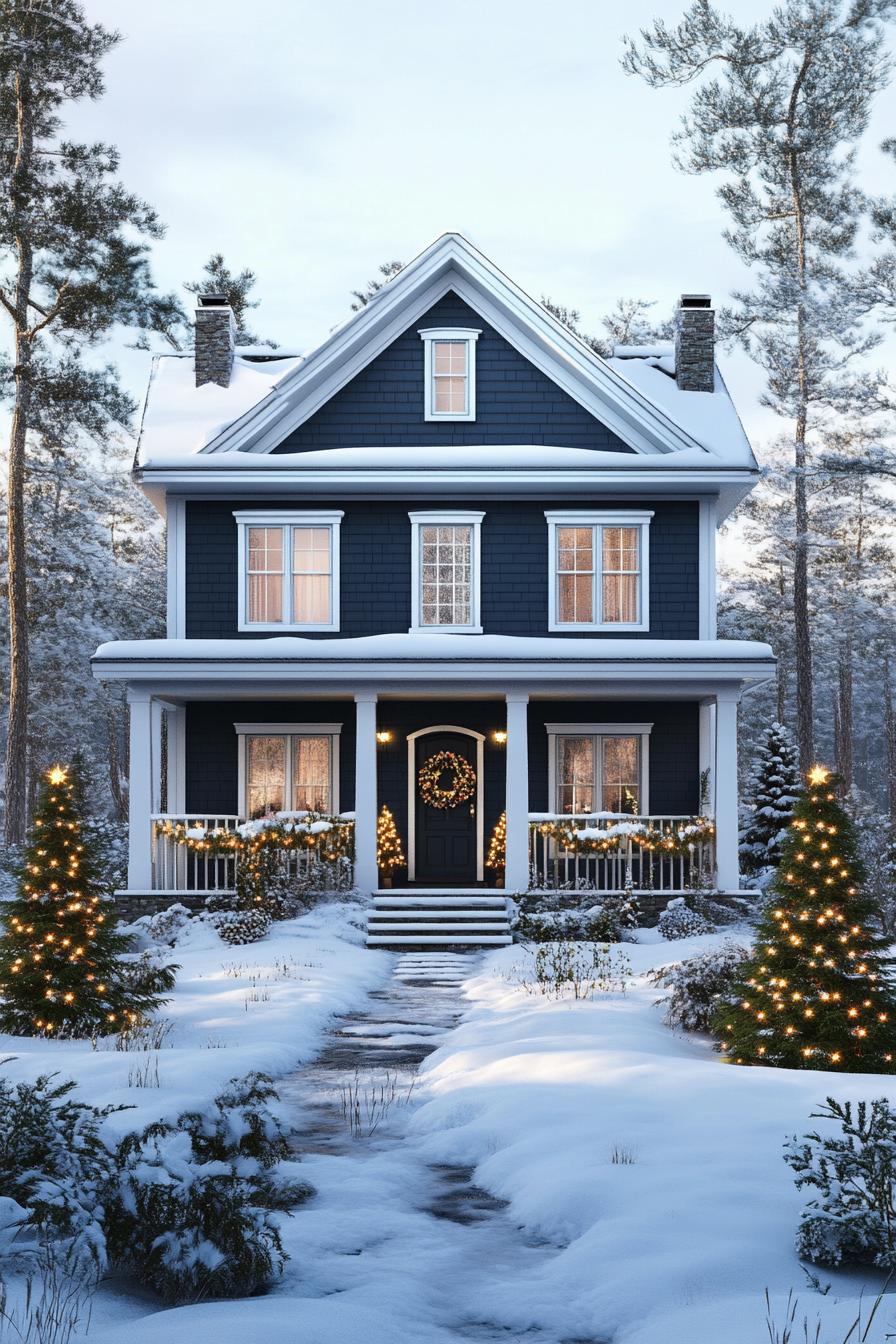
left=0, top=2, right=182, bottom=843
left=716, top=766, right=896, bottom=1072
left=623, top=1, right=896, bottom=771
left=350, top=261, right=404, bottom=311
left=0, top=762, right=174, bottom=1038
left=185, top=254, right=275, bottom=347
left=740, top=722, right=801, bottom=877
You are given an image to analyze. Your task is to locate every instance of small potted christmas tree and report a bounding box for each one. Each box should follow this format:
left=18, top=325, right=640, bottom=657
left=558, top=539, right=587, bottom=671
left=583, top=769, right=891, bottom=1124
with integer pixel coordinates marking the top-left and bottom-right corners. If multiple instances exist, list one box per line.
left=486, top=812, right=506, bottom=887
left=0, top=763, right=175, bottom=1038
left=376, top=805, right=406, bottom=888
left=715, top=765, right=896, bottom=1072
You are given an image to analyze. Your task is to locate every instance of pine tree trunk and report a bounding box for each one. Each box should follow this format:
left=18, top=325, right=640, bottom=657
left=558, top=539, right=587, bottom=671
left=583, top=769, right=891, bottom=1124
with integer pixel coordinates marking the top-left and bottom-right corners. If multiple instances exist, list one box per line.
left=4, top=67, right=34, bottom=846
left=788, top=54, right=814, bottom=772
left=835, top=645, right=853, bottom=793
left=884, top=659, right=896, bottom=827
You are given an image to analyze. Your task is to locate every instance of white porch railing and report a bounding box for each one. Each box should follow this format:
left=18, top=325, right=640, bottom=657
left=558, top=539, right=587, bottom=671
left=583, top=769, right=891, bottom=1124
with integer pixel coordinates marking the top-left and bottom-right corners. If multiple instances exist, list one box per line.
left=150, top=814, right=355, bottom=894
left=528, top=814, right=716, bottom=893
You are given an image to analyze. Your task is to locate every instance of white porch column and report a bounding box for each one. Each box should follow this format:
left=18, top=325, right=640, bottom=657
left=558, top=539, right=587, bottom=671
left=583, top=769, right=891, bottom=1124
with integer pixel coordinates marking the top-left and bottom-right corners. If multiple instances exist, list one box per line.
left=504, top=692, right=530, bottom=893
left=164, top=704, right=186, bottom=814
left=127, top=689, right=153, bottom=892
left=150, top=699, right=164, bottom=813
left=698, top=699, right=717, bottom=813
left=354, top=693, right=378, bottom=893
left=714, top=691, right=740, bottom=892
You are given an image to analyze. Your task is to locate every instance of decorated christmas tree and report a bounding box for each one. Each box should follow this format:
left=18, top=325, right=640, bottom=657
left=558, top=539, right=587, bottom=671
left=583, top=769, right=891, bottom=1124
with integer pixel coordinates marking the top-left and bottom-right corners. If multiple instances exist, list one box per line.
left=739, top=722, right=801, bottom=876
left=716, top=766, right=896, bottom=1072
left=376, top=806, right=406, bottom=877
left=0, top=763, right=173, bottom=1038
left=486, top=812, right=506, bottom=872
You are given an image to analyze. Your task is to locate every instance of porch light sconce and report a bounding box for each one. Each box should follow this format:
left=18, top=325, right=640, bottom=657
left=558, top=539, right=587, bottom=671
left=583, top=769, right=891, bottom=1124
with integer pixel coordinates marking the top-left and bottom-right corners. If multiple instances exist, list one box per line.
left=375, top=730, right=393, bottom=745
left=491, top=730, right=508, bottom=746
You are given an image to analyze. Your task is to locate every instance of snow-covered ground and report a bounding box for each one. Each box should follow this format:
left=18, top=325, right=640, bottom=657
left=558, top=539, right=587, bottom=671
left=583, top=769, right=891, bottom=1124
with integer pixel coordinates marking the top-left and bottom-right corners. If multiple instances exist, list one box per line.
left=411, top=931, right=896, bottom=1344
left=6, top=917, right=896, bottom=1343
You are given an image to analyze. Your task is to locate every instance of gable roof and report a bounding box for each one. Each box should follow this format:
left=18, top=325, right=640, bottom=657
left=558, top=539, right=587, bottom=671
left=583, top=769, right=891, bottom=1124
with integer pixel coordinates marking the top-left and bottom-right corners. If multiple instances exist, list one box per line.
left=135, top=232, right=756, bottom=472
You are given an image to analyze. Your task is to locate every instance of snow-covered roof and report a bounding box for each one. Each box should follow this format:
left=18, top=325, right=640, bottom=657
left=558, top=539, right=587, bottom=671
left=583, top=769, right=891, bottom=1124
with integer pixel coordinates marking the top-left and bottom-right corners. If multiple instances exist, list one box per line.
left=135, top=233, right=757, bottom=477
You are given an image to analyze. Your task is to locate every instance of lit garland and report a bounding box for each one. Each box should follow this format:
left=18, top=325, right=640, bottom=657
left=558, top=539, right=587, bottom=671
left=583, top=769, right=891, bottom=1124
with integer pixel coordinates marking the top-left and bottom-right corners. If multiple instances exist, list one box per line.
left=417, top=751, right=476, bottom=810
left=715, top=765, right=896, bottom=1073
left=532, top=814, right=715, bottom=858
left=154, top=812, right=355, bottom=865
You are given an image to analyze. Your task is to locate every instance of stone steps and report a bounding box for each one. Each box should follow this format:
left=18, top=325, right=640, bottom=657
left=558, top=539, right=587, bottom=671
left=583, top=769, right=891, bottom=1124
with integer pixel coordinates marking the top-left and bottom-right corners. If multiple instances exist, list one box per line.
left=366, top=890, right=512, bottom=950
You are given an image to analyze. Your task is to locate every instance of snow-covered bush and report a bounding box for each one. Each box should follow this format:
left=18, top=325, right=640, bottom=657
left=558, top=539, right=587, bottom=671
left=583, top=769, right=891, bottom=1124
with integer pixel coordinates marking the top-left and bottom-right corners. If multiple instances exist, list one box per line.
left=107, top=1072, right=307, bottom=1303
left=210, top=907, right=272, bottom=945
left=146, top=903, right=193, bottom=947
left=649, top=940, right=749, bottom=1033
left=0, top=1073, right=119, bottom=1270
left=514, top=885, right=640, bottom=943
left=657, top=897, right=713, bottom=940
left=512, top=941, right=632, bottom=1000
left=784, top=1097, right=896, bottom=1270
left=83, top=818, right=128, bottom=894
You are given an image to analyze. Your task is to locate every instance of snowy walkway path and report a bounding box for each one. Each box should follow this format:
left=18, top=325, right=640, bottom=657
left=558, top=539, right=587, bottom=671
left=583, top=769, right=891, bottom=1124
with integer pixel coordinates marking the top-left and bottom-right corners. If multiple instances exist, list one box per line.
left=273, top=951, right=608, bottom=1344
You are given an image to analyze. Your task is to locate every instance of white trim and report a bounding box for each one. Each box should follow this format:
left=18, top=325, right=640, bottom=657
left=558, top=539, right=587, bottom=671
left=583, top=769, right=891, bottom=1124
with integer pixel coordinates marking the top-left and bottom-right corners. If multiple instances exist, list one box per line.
left=354, top=693, right=379, bottom=892
left=235, top=723, right=342, bottom=816
left=194, top=234, right=738, bottom=462
left=545, top=723, right=652, bottom=814
left=545, top=511, right=653, bottom=633
left=409, top=511, right=484, bottom=633
left=406, top=724, right=485, bottom=882
left=166, top=704, right=186, bottom=813
left=419, top=327, right=480, bottom=421
left=166, top=498, right=186, bottom=638
left=504, top=693, right=530, bottom=892
left=234, top=510, right=343, bottom=633
left=698, top=498, right=718, bottom=639
left=714, top=692, right=740, bottom=889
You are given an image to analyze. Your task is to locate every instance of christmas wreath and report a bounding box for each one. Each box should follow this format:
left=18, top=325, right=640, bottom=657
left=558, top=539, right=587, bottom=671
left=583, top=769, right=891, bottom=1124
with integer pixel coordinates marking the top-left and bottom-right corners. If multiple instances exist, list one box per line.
left=418, top=750, right=476, bottom=810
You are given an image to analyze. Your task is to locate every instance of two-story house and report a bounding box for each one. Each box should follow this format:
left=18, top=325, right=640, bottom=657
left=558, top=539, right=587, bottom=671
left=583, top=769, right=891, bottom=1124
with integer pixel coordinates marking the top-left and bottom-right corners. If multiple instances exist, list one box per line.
left=92, top=233, right=774, bottom=945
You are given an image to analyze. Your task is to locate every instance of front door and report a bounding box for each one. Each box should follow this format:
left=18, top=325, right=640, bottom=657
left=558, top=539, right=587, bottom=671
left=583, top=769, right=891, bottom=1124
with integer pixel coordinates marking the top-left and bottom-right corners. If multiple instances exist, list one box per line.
left=414, top=732, right=478, bottom=885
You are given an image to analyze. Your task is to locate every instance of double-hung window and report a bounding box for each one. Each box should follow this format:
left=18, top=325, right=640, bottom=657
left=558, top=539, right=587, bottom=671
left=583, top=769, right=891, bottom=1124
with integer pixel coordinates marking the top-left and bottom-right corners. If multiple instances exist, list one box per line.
left=235, top=511, right=342, bottom=632
left=235, top=724, right=341, bottom=819
left=409, top=511, right=483, bottom=632
left=419, top=327, right=480, bottom=421
left=547, top=724, right=651, bottom=816
left=545, top=512, right=652, bottom=632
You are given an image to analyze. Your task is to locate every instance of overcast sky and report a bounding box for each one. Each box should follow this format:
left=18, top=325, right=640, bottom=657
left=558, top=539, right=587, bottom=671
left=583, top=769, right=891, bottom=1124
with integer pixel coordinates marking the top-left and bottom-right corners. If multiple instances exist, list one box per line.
left=69, top=0, right=896, bottom=452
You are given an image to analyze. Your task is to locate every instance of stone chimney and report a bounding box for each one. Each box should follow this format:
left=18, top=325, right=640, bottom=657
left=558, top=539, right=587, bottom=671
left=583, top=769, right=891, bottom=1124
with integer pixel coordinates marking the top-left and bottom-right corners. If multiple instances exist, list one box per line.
left=675, top=294, right=714, bottom=393
left=195, top=292, right=236, bottom=388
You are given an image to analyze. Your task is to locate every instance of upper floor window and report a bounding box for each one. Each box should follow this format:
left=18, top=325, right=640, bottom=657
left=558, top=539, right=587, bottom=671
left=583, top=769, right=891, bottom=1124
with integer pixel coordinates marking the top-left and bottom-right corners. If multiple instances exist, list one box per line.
left=234, top=511, right=343, bottom=632
left=545, top=512, right=652, bottom=632
left=409, top=511, right=484, bottom=632
left=235, top=722, right=341, bottom=818
left=419, top=327, right=480, bottom=421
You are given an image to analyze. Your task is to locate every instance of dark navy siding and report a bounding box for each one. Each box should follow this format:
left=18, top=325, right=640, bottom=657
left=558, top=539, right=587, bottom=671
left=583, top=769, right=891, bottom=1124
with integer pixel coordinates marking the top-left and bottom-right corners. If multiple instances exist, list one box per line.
left=274, top=292, right=635, bottom=453
left=184, top=701, right=356, bottom=815
left=185, top=499, right=699, bottom=640
left=182, top=697, right=699, bottom=836
left=528, top=700, right=700, bottom=816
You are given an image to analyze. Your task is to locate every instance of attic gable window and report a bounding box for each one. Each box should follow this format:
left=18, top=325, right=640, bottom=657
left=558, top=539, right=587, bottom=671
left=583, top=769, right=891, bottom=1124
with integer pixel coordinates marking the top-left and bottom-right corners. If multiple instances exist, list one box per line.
left=234, top=511, right=343, bottom=632
left=545, top=512, right=653, bottom=632
left=419, top=327, right=480, bottom=421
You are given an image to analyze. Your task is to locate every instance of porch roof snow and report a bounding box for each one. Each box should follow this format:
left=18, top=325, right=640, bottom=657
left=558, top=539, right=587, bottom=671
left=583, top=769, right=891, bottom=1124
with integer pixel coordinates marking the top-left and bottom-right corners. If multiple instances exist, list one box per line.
left=93, top=633, right=774, bottom=663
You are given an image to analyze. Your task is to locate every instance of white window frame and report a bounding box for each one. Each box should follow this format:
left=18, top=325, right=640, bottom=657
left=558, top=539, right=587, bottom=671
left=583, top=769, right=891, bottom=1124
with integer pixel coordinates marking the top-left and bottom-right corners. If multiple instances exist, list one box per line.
left=409, top=510, right=484, bottom=634
left=234, top=723, right=342, bottom=817
left=545, top=511, right=653, bottom=632
left=419, top=327, right=481, bottom=422
left=546, top=722, right=652, bottom=816
left=234, top=511, right=343, bottom=633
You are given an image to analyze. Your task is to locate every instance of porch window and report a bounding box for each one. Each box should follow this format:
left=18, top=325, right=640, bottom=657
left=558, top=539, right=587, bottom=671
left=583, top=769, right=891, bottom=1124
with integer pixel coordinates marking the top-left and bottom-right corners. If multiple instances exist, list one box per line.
left=234, top=512, right=343, bottom=631
left=235, top=723, right=341, bottom=818
left=547, top=723, right=652, bottom=815
left=545, top=512, right=652, bottom=631
left=419, top=327, right=480, bottom=421
left=409, top=511, right=484, bottom=632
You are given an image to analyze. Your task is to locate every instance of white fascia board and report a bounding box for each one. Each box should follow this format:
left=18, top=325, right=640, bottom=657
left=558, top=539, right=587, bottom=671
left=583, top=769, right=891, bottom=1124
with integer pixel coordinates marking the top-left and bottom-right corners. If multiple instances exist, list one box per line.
left=197, top=235, right=712, bottom=461
left=90, top=656, right=776, bottom=688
